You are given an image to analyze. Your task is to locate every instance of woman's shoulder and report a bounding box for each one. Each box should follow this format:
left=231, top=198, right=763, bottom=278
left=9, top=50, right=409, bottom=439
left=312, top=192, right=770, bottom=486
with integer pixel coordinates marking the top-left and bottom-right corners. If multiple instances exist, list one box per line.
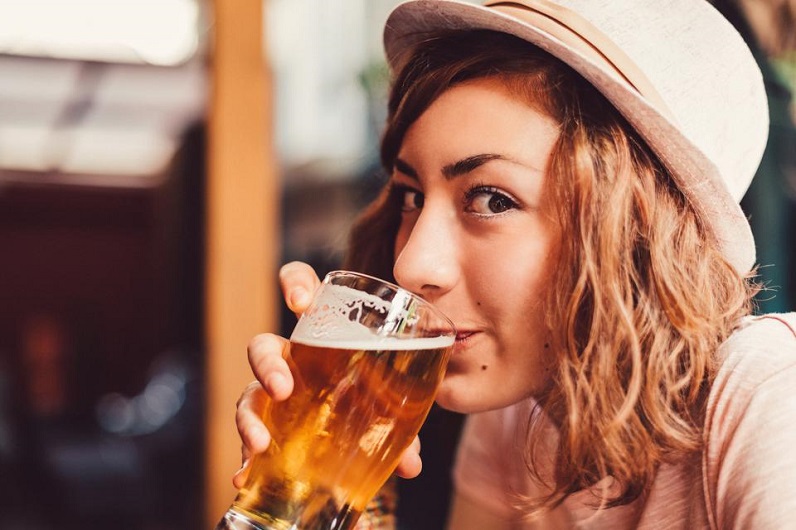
left=702, top=313, right=796, bottom=527
left=714, top=313, right=796, bottom=384
left=707, top=312, right=796, bottom=426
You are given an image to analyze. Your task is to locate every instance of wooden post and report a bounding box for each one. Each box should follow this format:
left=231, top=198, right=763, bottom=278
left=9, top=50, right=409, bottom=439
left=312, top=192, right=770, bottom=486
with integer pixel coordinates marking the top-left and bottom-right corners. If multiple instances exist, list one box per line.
left=205, top=0, right=279, bottom=524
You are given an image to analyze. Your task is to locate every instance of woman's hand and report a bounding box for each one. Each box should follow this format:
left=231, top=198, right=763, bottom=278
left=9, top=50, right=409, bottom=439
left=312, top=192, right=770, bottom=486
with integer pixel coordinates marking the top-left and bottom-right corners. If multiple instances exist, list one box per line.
left=232, top=261, right=424, bottom=488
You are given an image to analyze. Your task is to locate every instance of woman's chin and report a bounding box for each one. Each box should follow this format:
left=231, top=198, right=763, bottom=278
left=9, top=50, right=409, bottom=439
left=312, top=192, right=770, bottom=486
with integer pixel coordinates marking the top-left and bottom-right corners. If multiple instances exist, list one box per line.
left=434, top=376, right=488, bottom=414
left=433, top=380, right=470, bottom=413
left=434, top=372, right=530, bottom=414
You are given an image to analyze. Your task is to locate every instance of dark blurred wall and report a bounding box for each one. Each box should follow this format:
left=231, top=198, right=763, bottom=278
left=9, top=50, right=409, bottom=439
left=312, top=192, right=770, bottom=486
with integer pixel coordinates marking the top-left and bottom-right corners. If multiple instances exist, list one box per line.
left=0, top=121, right=206, bottom=529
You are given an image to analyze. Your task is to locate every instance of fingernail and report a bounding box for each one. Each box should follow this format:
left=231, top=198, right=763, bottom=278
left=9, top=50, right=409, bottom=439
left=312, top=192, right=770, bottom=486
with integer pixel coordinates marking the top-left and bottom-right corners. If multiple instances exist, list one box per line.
left=266, top=373, right=288, bottom=396
left=235, top=458, right=250, bottom=477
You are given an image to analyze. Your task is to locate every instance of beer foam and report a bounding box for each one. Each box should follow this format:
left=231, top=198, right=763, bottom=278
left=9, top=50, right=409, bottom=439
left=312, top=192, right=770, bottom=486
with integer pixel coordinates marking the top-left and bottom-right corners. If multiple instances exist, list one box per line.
left=292, top=334, right=454, bottom=351
left=291, top=283, right=453, bottom=349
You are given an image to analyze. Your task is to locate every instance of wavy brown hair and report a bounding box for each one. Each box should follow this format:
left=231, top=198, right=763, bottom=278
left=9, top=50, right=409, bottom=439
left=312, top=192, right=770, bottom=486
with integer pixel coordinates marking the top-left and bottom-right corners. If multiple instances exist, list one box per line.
left=345, top=30, right=756, bottom=512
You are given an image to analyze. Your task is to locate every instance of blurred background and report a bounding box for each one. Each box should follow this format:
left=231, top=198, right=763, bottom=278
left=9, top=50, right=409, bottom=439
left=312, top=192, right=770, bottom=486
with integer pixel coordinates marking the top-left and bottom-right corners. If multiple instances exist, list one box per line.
left=0, top=0, right=792, bottom=529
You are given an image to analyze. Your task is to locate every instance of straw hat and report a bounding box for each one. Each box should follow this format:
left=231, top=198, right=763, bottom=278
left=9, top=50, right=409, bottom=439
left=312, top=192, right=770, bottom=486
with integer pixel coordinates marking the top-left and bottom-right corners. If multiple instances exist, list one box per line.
left=383, top=0, right=769, bottom=274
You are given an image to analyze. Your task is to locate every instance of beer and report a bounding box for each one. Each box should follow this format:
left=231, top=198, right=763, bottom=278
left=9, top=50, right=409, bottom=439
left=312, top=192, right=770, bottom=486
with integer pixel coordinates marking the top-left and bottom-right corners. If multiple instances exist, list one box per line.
left=230, top=336, right=452, bottom=530
left=216, top=271, right=456, bottom=530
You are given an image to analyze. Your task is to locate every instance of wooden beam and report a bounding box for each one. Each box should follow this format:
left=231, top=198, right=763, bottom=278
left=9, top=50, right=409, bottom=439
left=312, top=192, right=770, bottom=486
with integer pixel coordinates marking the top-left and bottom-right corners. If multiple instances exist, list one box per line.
left=205, top=0, right=279, bottom=524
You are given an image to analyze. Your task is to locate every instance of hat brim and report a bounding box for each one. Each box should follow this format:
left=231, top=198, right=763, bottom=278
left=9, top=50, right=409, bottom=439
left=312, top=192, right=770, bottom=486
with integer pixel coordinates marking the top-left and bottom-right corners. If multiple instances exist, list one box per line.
left=384, top=0, right=756, bottom=274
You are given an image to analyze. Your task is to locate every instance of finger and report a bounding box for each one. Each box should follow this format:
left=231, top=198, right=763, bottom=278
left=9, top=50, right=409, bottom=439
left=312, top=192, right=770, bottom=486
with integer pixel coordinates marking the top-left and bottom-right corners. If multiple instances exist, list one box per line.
left=395, top=436, right=422, bottom=479
left=235, top=381, right=272, bottom=454
left=232, top=455, right=252, bottom=489
left=248, top=333, right=294, bottom=401
left=410, top=435, right=421, bottom=454
left=241, top=443, right=252, bottom=465
left=279, top=261, right=321, bottom=315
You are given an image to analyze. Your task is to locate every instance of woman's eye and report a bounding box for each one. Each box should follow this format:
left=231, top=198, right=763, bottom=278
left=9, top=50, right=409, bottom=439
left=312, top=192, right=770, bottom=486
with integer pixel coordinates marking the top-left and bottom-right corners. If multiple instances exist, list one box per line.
left=399, top=187, right=424, bottom=212
left=466, top=187, right=518, bottom=215
left=389, top=182, right=425, bottom=212
left=392, top=184, right=426, bottom=212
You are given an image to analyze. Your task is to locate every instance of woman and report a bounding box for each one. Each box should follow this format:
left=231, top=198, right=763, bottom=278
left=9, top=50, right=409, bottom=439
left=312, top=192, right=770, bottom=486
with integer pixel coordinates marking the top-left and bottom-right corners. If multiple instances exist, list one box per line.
left=234, top=0, right=796, bottom=528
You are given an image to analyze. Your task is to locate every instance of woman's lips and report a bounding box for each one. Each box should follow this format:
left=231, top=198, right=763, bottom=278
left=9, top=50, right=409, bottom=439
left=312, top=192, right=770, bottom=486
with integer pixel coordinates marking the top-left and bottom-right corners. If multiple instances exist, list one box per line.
left=455, top=330, right=477, bottom=345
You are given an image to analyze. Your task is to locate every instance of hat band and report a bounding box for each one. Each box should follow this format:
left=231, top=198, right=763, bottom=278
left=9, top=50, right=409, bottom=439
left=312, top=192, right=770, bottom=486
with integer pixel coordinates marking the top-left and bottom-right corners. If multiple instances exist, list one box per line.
left=484, top=0, right=675, bottom=122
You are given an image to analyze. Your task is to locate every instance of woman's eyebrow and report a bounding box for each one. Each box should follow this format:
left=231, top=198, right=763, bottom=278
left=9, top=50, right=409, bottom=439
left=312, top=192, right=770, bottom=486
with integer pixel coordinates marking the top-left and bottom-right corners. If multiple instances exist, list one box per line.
left=394, top=158, right=419, bottom=180
left=394, top=153, right=508, bottom=181
left=442, top=153, right=506, bottom=179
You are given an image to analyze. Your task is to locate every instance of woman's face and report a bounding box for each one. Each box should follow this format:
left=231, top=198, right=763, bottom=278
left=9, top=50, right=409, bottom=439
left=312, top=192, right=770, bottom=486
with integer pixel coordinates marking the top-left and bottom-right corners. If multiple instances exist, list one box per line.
left=392, top=77, right=561, bottom=414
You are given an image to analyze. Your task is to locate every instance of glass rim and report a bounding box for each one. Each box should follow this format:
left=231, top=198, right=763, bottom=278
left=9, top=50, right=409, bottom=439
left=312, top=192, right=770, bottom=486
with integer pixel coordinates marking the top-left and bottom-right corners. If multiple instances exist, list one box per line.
left=325, top=270, right=457, bottom=336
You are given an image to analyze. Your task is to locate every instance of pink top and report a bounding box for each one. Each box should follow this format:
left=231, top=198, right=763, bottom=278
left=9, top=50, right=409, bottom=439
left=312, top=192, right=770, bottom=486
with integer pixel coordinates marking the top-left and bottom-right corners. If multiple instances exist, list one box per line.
left=453, top=314, right=796, bottom=529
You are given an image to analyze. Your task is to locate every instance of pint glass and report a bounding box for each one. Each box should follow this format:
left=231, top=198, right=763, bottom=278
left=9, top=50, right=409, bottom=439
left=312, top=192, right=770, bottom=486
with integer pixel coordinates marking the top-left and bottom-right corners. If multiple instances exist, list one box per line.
left=215, top=271, right=456, bottom=530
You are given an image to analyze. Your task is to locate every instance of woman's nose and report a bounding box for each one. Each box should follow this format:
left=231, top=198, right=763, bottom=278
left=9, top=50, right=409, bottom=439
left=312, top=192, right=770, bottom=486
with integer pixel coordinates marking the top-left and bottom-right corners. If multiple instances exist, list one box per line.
left=393, top=205, right=459, bottom=299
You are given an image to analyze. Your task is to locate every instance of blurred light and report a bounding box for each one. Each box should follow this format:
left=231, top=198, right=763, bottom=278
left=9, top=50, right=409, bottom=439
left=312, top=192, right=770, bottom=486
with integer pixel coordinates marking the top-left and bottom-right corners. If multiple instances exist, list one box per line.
left=0, top=0, right=200, bottom=66
left=96, top=362, right=189, bottom=436
left=0, top=125, right=178, bottom=177
left=0, top=57, right=206, bottom=179
left=0, top=58, right=82, bottom=101
left=96, top=393, right=136, bottom=434
left=140, top=373, right=185, bottom=428
left=0, top=124, right=54, bottom=172
left=59, top=126, right=179, bottom=177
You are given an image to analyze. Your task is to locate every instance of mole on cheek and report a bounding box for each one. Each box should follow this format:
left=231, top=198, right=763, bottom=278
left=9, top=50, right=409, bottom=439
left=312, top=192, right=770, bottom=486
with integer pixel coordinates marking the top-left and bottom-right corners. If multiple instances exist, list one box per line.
left=481, top=365, right=488, bottom=370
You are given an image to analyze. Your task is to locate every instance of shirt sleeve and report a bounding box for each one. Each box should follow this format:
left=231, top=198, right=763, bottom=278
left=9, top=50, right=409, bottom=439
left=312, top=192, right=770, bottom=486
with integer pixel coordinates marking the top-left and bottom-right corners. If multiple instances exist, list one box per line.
left=704, top=314, right=796, bottom=529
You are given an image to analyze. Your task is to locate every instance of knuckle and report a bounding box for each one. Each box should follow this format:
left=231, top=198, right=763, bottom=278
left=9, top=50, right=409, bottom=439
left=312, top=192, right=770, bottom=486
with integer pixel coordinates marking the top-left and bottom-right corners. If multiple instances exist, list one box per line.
left=247, top=334, right=286, bottom=363
left=247, top=333, right=276, bottom=355
left=236, top=381, right=261, bottom=408
left=236, top=410, right=258, bottom=444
